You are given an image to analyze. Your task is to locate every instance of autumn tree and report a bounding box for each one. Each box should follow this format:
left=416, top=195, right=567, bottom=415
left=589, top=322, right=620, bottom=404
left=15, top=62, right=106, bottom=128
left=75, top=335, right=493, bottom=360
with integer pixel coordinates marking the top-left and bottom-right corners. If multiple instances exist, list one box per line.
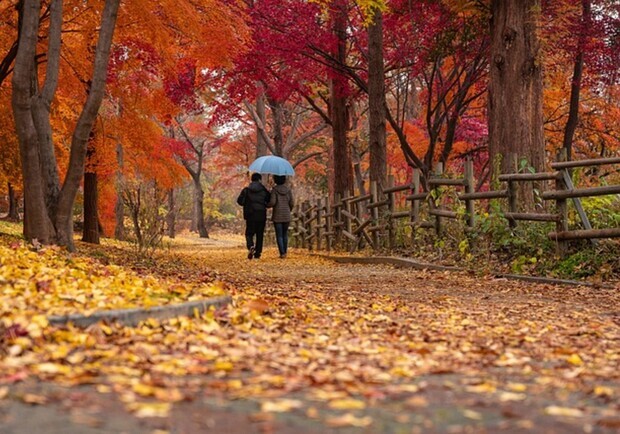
left=11, top=0, right=120, bottom=249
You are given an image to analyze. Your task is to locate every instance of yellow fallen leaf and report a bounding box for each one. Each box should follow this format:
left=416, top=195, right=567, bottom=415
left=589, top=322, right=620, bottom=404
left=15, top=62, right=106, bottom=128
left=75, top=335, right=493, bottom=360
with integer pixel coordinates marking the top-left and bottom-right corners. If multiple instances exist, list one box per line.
left=328, top=398, right=366, bottom=410
left=499, top=392, right=526, bottom=402
left=261, top=399, right=304, bottom=413
left=132, top=383, right=156, bottom=397
left=593, top=386, right=613, bottom=397
left=326, top=413, right=373, bottom=428
left=466, top=382, right=496, bottom=393
left=545, top=406, right=584, bottom=418
left=214, top=360, right=234, bottom=372
left=0, top=387, right=8, bottom=400
left=507, top=382, right=528, bottom=392
left=567, top=354, right=584, bottom=366
left=130, top=402, right=171, bottom=418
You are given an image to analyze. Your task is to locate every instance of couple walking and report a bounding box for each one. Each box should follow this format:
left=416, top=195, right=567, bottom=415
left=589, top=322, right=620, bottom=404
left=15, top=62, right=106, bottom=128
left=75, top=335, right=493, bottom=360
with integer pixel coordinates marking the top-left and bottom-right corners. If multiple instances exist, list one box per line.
left=237, top=173, right=294, bottom=260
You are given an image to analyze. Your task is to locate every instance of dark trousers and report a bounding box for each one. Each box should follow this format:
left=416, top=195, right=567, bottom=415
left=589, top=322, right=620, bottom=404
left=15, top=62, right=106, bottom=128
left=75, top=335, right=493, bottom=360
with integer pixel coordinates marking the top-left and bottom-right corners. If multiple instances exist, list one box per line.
left=274, top=222, right=290, bottom=256
left=245, top=219, right=266, bottom=258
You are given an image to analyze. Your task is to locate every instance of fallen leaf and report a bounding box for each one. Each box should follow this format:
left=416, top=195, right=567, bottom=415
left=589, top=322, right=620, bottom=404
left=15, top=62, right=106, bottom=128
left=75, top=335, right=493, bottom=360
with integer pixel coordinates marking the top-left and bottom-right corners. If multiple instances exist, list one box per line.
left=328, top=398, right=366, bottom=410
left=545, top=406, right=584, bottom=418
left=261, top=399, right=303, bottom=413
left=326, top=413, right=373, bottom=428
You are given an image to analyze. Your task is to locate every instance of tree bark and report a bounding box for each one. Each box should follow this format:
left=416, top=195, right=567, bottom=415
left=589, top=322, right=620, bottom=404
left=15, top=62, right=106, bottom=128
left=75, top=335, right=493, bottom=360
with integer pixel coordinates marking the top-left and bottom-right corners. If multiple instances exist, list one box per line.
left=55, top=0, right=120, bottom=250
left=193, top=176, right=209, bottom=238
left=489, top=0, right=545, bottom=208
left=82, top=170, right=100, bottom=244
left=368, top=7, right=387, bottom=192
left=166, top=189, right=175, bottom=238
left=82, top=138, right=99, bottom=243
left=268, top=98, right=284, bottom=156
left=32, top=0, right=62, bottom=219
left=114, top=143, right=125, bottom=240
left=330, top=2, right=352, bottom=199
left=11, top=0, right=55, bottom=243
left=562, top=0, right=591, bottom=161
left=255, top=84, right=269, bottom=158
left=7, top=182, right=20, bottom=221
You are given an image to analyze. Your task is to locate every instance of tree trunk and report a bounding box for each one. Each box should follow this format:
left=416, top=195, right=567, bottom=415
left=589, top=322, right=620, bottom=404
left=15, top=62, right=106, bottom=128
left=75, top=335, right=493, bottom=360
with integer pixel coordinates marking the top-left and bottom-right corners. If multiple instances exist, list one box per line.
left=7, top=182, right=20, bottom=221
left=167, top=189, right=175, bottom=238
left=330, top=2, right=352, bottom=199
left=256, top=84, right=268, bottom=158
left=32, top=0, right=62, bottom=219
left=82, top=170, right=99, bottom=243
left=562, top=0, right=591, bottom=161
left=11, top=0, right=120, bottom=250
left=114, top=143, right=125, bottom=240
left=54, top=0, right=120, bottom=250
left=488, top=0, right=545, bottom=208
left=368, top=7, right=386, bottom=192
left=11, top=0, right=55, bottom=244
left=269, top=99, right=284, bottom=156
left=193, top=176, right=209, bottom=238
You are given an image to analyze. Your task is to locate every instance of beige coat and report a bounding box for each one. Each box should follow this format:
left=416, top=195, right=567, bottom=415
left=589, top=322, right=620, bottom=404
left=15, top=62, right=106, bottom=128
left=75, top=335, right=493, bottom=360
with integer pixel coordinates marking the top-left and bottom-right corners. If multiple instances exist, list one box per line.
left=268, top=184, right=294, bottom=223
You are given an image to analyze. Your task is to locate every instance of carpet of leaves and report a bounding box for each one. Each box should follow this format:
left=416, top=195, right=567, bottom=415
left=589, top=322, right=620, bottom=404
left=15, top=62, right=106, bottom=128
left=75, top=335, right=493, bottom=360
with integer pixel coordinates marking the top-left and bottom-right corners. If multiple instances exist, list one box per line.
left=0, top=227, right=619, bottom=432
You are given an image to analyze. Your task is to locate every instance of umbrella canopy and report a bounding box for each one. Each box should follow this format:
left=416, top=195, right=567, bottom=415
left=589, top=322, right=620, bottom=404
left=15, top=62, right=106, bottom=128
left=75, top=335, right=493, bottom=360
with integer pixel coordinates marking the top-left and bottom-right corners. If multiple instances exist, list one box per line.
left=248, top=155, right=295, bottom=176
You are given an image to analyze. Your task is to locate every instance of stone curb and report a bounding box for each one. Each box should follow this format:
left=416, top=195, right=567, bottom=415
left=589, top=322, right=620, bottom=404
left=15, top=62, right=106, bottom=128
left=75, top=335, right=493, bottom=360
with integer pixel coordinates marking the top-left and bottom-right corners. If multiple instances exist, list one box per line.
left=316, top=254, right=616, bottom=289
left=47, top=295, right=232, bottom=328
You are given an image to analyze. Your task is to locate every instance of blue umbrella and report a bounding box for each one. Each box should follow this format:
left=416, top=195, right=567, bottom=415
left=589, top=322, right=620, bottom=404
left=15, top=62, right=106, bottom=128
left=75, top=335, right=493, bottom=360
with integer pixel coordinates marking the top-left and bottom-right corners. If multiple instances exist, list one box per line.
left=249, top=155, right=295, bottom=176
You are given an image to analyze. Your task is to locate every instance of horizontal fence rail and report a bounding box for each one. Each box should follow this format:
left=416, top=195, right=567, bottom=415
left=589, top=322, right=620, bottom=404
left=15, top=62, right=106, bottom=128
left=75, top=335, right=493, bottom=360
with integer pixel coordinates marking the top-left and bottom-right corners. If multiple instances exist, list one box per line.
left=289, top=156, right=620, bottom=257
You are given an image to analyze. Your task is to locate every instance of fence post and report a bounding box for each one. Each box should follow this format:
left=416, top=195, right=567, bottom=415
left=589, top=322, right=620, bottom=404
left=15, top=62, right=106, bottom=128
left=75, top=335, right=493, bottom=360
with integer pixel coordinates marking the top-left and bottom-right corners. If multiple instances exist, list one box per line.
left=325, top=196, right=332, bottom=252
left=464, top=158, right=475, bottom=228
left=433, top=162, right=443, bottom=236
left=316, top=198, right=323, bottom=251
left=555, top=149, right=569, bottom=257
left=334, top=193, right=342, bottom=249
left=387, top=175, right=396, bottom=249
left=507, top=155, right=518, bottom=228
left=370, top=181, right=379, bottom=249
left=410, top=169, right=421, bottom=243
left=344, top=196, right=352, bottom=252
left=301, top=201, right=308, bottom=250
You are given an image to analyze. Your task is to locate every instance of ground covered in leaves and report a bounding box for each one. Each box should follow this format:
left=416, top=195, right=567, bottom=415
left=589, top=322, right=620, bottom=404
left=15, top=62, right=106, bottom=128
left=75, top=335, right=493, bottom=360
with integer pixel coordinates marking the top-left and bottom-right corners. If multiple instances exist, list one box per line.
left=1, top=223, right=619, bottom=433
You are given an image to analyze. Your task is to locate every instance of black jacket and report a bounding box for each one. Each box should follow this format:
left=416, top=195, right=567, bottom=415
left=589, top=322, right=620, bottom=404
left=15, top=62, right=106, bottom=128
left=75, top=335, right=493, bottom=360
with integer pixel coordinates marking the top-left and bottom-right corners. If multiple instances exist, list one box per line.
left=237, top=181, right=271, bottom=221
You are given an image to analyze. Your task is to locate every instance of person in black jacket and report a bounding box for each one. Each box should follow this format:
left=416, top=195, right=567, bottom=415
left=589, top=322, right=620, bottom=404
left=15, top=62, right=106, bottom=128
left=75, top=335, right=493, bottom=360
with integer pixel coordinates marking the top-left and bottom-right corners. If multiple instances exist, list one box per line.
left=237, top=173, right=271, bottom=259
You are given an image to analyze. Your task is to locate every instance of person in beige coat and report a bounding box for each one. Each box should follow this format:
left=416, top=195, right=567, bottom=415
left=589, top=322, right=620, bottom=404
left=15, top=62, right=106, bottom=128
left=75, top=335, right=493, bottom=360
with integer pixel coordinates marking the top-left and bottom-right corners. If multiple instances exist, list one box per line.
left=268, top=175, right=294, bottom=258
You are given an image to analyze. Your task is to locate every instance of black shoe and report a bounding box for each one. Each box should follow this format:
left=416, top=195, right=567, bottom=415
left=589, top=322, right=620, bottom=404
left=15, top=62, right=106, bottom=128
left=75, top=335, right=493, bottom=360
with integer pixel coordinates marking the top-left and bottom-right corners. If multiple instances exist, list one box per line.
left=248, top=246, right=255, bottom=260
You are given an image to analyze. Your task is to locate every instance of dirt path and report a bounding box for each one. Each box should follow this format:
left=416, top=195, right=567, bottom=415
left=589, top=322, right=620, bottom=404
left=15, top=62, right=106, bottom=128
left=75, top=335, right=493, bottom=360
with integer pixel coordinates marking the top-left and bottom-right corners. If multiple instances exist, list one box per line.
left=2, top=240, right=619, bottom=433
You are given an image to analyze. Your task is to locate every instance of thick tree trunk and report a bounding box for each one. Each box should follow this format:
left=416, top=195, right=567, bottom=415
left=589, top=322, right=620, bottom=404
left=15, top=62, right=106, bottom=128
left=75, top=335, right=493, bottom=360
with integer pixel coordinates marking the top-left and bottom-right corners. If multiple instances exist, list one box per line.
left=489, top=0, right=545, bottom=208
left=193, top=177, right=209, bottom=238
left=330, top=2, right=352, bottom=199
left=11, top=0, right=55, bottom=243
left=562, top=0, right=591, bottom=161
left=82, top=170, right=100, bottom=244
left=7, top=183, right=20, bottom=221
left=167, top=189, right=175, bottom=238
left=55, top=0, right=120, bottom=250
left=32, top=0, right=62, bottom=219
left=368, top=8, right=386, bottom=192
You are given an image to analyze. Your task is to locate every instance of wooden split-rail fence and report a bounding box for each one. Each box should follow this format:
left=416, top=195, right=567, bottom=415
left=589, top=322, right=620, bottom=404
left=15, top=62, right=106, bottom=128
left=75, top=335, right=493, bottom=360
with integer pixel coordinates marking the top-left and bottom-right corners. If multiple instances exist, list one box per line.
left=289, top=156, right=620, bottom=257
